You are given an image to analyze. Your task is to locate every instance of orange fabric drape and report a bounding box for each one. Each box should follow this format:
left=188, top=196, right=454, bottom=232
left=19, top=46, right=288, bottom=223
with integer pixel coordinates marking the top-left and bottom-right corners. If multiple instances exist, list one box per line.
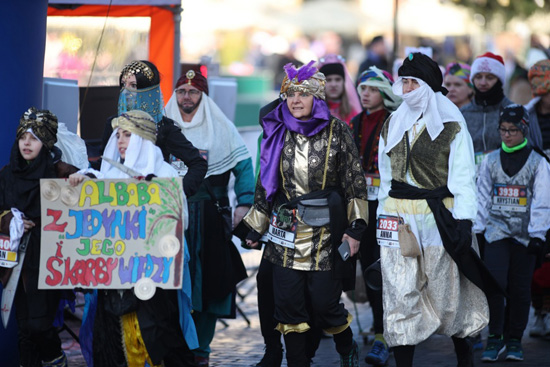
left=47, top=5, right=176, bottom=101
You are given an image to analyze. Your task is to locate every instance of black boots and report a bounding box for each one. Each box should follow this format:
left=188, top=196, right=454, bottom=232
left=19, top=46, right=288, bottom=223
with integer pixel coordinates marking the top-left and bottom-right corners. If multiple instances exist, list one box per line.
left=452, top=336, right=473, bottom=367
left=255, top=337, right=283, bottom=367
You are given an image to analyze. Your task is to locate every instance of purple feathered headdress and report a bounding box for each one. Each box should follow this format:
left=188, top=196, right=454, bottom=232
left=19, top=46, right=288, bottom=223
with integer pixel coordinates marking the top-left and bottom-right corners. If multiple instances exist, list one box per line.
left=280, top=60, right=326, bottom=100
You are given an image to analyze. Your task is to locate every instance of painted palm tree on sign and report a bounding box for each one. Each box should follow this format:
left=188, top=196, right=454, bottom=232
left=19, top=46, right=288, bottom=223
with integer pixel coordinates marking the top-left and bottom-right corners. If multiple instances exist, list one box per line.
left=145, top=177, right=185, bottom=287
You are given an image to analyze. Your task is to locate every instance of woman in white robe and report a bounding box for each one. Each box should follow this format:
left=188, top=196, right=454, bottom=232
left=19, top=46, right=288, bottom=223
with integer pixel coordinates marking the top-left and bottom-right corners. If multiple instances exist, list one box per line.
left=377, top=53, right=489, bottom=367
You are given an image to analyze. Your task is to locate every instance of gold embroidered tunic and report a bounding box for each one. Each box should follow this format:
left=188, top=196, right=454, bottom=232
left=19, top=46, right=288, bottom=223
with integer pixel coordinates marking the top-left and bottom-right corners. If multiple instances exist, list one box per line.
left=377, top=116, right=489, bottom=347
left=245, top=117, right=368, bottom=271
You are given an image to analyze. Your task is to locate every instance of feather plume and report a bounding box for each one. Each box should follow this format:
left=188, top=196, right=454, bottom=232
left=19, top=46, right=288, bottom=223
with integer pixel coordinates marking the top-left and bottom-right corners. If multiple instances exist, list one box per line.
left=284, top=60, right=317, bottom=82
left=296, top=60, right=317, bottom=82
left=283, top=63, right=298, bottom=80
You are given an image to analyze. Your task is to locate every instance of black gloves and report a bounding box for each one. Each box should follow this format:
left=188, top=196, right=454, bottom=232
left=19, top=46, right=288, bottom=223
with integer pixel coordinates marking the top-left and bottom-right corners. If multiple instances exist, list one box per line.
left=345, top=219, right=367, bottom=241
left=527, top=237, right=550, bottom=267
left=455, top=220, right=473, bottom=255
left=242, top=229, right=263, bottom=250
left=246, top=229, right=262, bottom=243
left=527, top=237, right=549, bottom=263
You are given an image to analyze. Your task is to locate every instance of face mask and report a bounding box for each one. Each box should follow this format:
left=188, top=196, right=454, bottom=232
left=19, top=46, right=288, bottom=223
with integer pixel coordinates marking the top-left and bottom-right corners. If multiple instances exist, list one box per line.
left=119, top=88, right=137, bottom=111
left=400, top=83, right=431, bottom=112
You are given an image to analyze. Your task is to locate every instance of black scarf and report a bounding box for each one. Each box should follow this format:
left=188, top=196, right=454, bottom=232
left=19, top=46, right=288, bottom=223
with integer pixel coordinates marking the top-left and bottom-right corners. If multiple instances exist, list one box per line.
left=398, top=52, right=448, bottom=95
left=474, top=80, right=505, bottom=107
left=389, top=180, right=505, bottom=297
left=8, top=142, right=56, bottom=219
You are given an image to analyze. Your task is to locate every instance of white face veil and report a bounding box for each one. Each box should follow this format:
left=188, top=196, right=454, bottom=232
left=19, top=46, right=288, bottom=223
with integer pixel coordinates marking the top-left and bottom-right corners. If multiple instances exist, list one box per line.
left=384, top=77, right=466, bottom=154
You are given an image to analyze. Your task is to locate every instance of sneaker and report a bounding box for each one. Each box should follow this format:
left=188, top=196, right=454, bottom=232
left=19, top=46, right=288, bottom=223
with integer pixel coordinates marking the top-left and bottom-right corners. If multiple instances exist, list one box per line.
left=505, top=339, right=524, bottom=361
left=42, top=352, right=68, bottom=367
left=529, top=313, right=549, bottom=337
left=365, top=340, right=389, bottom=366
left=340, top=340, right=360, bottom=367
left=254, top=346, right=283, bottom=367
left=481, top=335, right=505, bottom=362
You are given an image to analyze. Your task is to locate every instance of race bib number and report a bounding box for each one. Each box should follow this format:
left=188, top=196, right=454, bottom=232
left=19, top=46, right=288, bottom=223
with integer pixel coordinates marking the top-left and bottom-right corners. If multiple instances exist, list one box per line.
left=376, top=215, right=400, bottom=248
left=0, top=234, right=18, bottom=268
left=169, top=155, right=187, bottom=176
left=365, top=173, right=380, bottom=201
left=170, top=150, right=208, bottom=176
left=491, top=184, right=527, bottom=212
left=264, top=210, right=297, bottom=249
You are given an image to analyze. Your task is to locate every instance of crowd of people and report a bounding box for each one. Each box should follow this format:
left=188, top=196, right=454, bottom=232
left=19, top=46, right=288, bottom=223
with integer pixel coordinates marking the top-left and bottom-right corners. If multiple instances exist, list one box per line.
left=1, top=47, right=549, bottom=367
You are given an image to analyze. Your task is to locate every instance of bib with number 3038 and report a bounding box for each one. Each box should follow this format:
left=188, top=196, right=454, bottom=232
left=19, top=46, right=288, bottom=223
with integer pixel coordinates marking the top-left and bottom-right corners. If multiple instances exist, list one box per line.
left=492, top=184, right=527, bottom=212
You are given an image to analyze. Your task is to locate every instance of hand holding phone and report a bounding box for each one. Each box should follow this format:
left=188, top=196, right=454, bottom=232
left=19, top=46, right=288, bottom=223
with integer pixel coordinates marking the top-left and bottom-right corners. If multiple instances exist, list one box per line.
left=338, top=240, right=350, bottom=261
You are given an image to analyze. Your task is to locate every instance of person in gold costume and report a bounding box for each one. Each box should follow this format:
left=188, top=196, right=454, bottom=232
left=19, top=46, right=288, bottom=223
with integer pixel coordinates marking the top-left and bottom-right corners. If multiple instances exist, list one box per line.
left=377, top=52, right=492, bottom=367
left=243, top=61, right=369, bottom=367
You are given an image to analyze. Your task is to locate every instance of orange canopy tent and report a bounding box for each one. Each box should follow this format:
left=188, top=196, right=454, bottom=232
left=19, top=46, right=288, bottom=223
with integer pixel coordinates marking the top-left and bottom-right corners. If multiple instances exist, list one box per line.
left=48, top=0, right=181, bottom=100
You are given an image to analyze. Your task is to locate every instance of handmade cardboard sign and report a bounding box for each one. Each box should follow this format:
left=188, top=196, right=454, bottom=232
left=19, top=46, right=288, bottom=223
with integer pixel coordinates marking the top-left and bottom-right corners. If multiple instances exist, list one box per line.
left=38, top=178, right=185, bottom=296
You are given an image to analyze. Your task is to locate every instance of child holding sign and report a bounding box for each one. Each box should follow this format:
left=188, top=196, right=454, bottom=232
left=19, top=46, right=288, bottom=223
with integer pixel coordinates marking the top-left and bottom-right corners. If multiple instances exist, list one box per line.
left=69, top=109, right=196, bottom=367
left=0, top=108, right=78, bottom=367
left=474, top=104, right=550, bottom=362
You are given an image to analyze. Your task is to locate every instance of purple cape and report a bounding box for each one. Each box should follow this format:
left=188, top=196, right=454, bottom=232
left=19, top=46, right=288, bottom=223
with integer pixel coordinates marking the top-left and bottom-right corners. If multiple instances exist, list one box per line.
left=260, top=98, right=331, bottom=202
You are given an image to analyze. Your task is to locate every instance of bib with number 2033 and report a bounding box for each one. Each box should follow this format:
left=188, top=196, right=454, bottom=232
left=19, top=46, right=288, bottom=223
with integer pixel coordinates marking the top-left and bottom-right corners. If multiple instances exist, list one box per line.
left=492, top=184, right=527, bottom=212
left=376, top=215, right=400, bottom=248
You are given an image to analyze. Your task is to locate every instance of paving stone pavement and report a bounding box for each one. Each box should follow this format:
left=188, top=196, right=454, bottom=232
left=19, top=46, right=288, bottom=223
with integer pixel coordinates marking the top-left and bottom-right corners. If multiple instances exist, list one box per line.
left=62, top=251, right=550, bottom=366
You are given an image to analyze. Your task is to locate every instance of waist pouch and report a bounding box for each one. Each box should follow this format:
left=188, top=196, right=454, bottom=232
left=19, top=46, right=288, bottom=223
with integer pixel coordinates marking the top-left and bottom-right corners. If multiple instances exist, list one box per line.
left=297, top=198, right=330, bottom=227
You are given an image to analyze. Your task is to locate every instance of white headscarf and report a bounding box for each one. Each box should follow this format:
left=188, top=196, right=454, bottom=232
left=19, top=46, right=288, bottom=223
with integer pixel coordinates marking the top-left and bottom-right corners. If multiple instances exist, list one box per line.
left=164, top=92, right=250, bottom=178
left=101, top=128, right=177, bottom=179
left=100, top=128, right=187, bottom=229
left=384, top=77, right=465, bottom=153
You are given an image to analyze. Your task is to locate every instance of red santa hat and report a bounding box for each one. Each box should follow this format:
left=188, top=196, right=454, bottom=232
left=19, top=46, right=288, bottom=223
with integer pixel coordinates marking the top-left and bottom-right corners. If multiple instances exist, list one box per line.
left=471, top=52, right=506, bottom=85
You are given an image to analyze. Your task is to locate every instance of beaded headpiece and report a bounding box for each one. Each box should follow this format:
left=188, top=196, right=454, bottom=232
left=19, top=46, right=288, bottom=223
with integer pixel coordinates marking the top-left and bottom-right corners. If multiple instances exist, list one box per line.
left=175, top=69, right=209, bottom=95
left=112, top=110, right=157, bottom=143
left=280, top=61, right=326, bottom=100
left=121, top=60, right=154, bottom=84
left=17, top=107, right=58, bottom=150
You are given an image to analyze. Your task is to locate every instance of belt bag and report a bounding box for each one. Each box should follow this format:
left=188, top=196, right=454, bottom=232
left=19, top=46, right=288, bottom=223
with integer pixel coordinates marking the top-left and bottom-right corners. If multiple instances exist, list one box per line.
left=297, top=198, right=330, bottom=227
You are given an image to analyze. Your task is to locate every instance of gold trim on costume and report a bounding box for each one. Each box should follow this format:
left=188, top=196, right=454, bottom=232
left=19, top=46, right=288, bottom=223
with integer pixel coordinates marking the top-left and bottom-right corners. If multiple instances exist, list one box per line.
left=294, top=134, right=310, bottom=196
left=323, top=312, right=353, bottom=335
left=314, top=227, right=326, bottom=270
left=243, top=207, right=270, bottom=234
left=275, top=322, right=311, bottom=335
left=347, top=198, right=369, bottom=224
left=121, top=312, right=160, bottom=367
left=322, top=121, right=334, bottom=190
